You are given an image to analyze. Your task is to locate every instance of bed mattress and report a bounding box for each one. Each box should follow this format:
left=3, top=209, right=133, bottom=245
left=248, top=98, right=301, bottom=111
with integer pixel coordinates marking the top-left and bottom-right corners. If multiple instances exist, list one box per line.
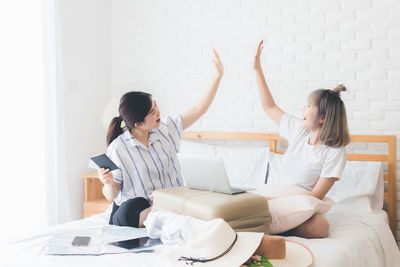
left=1, top=208, right=399, bottom=267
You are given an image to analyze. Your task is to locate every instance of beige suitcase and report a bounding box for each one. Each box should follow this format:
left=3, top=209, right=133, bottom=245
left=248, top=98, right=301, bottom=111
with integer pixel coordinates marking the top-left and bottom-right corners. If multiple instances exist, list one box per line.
left=151, top=186, right=271, bottom=234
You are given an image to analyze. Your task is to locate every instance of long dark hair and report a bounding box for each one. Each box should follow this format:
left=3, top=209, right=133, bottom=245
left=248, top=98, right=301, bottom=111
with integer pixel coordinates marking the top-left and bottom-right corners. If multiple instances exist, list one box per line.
left=106, top=91, right=152, bottom=146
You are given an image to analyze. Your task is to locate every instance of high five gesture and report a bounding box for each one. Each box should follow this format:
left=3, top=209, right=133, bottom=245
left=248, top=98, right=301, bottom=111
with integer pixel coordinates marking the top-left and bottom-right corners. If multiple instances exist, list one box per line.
left=254, top=40, right=284, bottom=125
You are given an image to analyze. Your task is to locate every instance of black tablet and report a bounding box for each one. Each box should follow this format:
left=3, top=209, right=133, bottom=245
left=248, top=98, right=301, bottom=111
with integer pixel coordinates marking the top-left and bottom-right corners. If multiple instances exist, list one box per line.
left=108, top=237, right=162, bottom=250
left=90, top=154, right=119, bottom=171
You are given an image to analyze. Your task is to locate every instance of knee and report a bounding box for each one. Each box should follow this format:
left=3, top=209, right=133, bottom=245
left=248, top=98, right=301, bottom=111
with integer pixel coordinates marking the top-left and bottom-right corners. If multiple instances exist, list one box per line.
left=316, top=219, right=329, bottom=238
left=123, top=198, right=151, bottom=222
left=295, top=214, right=329, bottom=239
left=112, top=197, right=151, bottom=227
left=308, top=215, right=330, bottom=238
left=124, top=197, right=150, bottom=210
left=321, top=218, right=330, bottom=236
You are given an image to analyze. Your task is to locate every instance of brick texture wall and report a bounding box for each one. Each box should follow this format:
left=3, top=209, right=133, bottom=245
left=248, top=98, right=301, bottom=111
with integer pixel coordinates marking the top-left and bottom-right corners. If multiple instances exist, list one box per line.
left=112, top=0, right=400, bottom=244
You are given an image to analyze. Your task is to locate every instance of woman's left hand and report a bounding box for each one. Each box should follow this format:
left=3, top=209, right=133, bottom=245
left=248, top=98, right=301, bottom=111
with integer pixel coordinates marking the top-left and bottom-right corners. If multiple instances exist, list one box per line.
left=254, top=40, right=264, bottom=71
left=212, top=48, right=224, bottom=78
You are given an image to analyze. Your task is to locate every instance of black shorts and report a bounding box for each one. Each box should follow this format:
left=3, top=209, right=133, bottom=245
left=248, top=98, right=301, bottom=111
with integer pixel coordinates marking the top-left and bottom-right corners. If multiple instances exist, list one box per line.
left=109, top=197, right=151, bottom=228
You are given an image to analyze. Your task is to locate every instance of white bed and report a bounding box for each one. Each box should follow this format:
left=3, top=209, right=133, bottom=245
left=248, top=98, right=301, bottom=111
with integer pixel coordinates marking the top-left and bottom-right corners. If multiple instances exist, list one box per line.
left=288, top=210, right=400, bottom=266
left=0, top=210, right=166, bottom=267
left=1, top=132, right=399, bottom=267
left=1, top=208, right=399, bottom=267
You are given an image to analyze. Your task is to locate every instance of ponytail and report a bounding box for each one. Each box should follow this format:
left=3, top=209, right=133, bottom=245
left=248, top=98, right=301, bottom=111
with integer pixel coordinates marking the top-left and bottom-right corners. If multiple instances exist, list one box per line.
left=332, top=84, right=346, bottom=96
left=106, top=116, right=124, bottom=146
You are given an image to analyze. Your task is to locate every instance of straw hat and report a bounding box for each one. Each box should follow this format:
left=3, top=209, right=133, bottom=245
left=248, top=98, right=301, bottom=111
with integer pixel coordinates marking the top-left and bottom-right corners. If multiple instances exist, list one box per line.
left=168, top=218, right=263, bottom=267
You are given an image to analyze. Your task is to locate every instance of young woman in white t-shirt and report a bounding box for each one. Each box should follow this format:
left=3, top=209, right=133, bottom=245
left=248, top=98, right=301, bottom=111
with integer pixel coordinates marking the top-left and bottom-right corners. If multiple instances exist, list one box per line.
left=254, top=40, right=350, bottom=238
left=97, top=49, right=224, bottom=228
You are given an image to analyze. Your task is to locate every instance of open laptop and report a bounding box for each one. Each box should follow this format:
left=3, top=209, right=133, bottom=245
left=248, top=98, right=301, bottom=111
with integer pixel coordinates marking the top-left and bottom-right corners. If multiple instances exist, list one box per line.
left=177, top=153, right=248, bottom=194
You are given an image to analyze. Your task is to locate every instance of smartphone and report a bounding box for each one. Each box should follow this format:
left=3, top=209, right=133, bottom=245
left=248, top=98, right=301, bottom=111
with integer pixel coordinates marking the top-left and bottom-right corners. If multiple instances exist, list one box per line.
left=71, top=236, right=91, bottom=247
left=108, top=237, right=162, bottom=250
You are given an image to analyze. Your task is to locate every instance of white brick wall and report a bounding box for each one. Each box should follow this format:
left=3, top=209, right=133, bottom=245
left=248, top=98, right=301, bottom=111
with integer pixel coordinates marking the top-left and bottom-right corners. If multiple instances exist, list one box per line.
left=112, top=0, right=400, bottom=244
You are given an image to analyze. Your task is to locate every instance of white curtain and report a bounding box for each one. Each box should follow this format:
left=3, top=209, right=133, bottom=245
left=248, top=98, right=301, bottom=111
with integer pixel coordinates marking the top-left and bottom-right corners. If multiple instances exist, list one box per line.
left=0, top=0, right=62, bottom=241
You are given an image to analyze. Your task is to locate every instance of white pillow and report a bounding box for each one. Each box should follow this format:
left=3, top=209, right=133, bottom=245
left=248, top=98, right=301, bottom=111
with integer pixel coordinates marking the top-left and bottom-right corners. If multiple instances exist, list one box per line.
left=370, top=165, right=384, bottom=211
left=250, top=183, right=308, bottom=198
left=180, top=141, right=217, bottom=157
left=326, top=161, right=384, bottom=212
left=269, top=195, right=334, bottom=234
left=180, top=141, right=269, bottom=188
left=249, top=184, right=334, bottom=234
left=266, top=151, right=283, bottom=185
left=267, top=152, right=384, bottom=212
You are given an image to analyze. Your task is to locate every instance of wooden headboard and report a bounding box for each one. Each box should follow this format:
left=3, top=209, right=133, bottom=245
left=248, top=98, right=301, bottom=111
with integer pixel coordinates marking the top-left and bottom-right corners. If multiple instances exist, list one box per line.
left=182, top=132, right=397, bottom=239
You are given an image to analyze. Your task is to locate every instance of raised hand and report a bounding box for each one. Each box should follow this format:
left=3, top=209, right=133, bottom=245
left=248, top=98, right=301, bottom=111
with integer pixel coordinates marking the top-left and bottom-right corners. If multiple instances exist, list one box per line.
left=253, top=39, right=284, bottom=125
left=212, top=48, right=224, bottom=78
left=254, top=40, right=264, bottom=71
left=181, top=48, right=224, bottom=130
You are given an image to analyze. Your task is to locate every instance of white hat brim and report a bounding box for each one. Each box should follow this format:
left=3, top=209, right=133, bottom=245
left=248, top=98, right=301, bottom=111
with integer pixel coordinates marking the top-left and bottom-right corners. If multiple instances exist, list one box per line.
left=168, top=232, right=263, bottom=267
left=269, top=240, right=314, bottom=267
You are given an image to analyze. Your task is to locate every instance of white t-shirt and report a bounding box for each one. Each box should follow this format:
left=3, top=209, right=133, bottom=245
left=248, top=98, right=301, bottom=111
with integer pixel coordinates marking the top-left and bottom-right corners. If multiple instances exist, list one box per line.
left=277, top=113, right=347, bottom=191
left=107, top=114, right=184, bottom=205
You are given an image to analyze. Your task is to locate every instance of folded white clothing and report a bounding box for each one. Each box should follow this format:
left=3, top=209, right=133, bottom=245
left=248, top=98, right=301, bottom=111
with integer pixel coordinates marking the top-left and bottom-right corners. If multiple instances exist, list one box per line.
left=144, top=210, right=206, bottom=245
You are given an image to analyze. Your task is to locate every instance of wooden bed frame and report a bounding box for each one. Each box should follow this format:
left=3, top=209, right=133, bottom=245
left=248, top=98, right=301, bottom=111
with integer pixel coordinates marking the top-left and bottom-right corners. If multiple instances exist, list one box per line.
left=182, top=132, right=397, bottom=239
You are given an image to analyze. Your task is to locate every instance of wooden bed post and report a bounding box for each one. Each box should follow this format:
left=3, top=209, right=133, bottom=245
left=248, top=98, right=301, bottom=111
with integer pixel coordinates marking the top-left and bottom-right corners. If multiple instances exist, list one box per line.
left=268, top=140, right=277, bottom=153
left=388, top=136, right=397, bottom=239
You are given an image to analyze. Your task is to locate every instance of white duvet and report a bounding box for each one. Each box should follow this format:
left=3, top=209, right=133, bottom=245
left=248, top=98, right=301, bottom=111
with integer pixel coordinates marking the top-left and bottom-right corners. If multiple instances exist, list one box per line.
left=1, top=209, right=399, bottom=267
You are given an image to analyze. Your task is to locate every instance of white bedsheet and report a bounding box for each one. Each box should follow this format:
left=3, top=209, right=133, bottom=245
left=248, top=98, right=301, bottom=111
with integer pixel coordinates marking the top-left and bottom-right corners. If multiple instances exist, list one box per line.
left=1, top=210, right=399, bottom=267
left=0, top=212, right=174, bottom=267
left=287, top=210, right=400, bottom=267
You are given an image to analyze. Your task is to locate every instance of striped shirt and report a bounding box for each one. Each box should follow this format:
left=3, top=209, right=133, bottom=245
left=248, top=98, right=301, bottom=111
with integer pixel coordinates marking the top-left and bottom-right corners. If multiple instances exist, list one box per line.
left=107, top=114, right=184, bottom=206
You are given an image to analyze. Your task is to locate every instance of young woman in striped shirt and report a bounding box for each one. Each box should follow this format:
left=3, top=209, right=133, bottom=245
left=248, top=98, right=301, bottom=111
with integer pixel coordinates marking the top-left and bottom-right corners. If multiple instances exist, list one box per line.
left=98, top=49, right=224, bottom=228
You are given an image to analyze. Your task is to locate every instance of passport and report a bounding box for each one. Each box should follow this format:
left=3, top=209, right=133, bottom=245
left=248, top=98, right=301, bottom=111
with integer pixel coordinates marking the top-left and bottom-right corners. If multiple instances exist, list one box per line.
left=89, top=154, right=119, bottom=171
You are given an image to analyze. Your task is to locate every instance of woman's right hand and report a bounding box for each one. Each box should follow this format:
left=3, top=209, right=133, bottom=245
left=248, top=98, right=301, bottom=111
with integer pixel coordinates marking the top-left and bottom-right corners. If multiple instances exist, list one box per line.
left=254, top=40, right=264, bottom=71
left=98, top=168, right=115, bottom=185
left=181, top=48, right=224, bottom=130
